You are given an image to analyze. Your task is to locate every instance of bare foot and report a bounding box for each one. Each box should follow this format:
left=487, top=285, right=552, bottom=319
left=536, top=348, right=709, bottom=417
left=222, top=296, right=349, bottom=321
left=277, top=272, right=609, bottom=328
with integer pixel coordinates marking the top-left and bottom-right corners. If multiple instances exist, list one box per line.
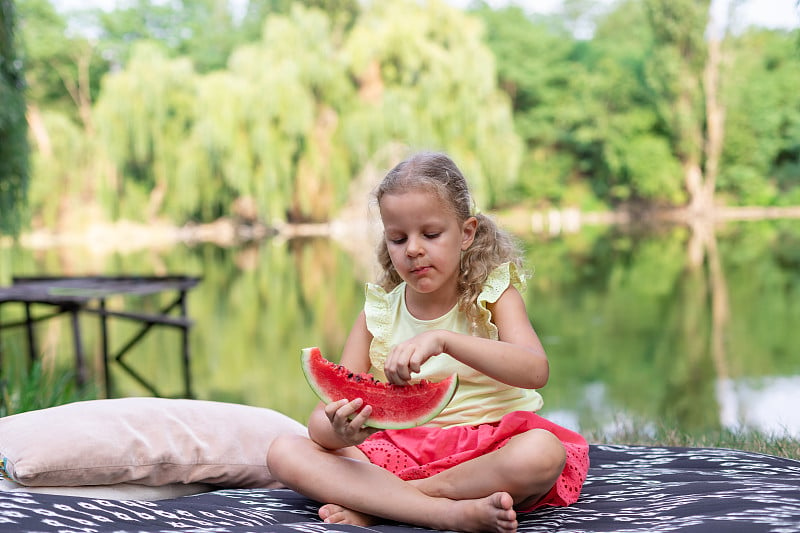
left=320, top=492, right=516, bottom=533
left=318, top=503, right=380, bottom=527
left=449, top=492, right=518, bottom=533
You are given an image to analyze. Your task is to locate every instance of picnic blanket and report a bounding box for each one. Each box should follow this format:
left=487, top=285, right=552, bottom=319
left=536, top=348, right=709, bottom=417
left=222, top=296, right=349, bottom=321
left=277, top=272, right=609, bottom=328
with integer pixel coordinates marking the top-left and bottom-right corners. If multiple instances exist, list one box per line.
left=2, top=444, right=799, bottom=532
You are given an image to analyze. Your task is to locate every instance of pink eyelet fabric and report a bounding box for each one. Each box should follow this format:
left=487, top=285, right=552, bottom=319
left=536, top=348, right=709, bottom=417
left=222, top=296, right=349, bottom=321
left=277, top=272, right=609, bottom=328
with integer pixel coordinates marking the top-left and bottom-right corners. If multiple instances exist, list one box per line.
left=357, top=410, right=589, bottom=511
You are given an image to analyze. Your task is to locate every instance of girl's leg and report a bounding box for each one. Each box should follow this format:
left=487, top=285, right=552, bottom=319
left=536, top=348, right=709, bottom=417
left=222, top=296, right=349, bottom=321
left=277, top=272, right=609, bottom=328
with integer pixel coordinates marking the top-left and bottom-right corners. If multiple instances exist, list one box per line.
left=313, top=429, right=565, bottom=526
left=267, top=434, right=518, bottom=533
left=411, top=428, right=567, bottom=510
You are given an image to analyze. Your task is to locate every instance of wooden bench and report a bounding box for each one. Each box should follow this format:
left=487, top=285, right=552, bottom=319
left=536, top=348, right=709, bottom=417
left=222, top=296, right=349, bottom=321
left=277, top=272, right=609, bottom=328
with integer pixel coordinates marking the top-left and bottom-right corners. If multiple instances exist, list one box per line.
left=0, top=275, right=201, bottom=398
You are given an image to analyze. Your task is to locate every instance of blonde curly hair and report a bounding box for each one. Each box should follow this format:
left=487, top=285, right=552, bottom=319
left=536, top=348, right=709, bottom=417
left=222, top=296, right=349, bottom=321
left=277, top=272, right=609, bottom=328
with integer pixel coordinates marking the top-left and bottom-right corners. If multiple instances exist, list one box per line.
left=374, top=152, right=524, bottom=326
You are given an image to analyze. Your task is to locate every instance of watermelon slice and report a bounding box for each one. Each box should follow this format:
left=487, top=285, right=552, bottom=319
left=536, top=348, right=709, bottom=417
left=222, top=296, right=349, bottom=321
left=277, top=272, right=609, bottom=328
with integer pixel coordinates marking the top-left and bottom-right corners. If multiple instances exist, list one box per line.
left=301, top=346, right=458, bottom=430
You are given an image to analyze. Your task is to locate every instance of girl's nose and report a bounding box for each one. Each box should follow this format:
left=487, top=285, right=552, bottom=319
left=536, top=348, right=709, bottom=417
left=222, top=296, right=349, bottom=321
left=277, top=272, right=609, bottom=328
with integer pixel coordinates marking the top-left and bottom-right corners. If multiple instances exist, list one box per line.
left=406, top=235, right=423, bottom=256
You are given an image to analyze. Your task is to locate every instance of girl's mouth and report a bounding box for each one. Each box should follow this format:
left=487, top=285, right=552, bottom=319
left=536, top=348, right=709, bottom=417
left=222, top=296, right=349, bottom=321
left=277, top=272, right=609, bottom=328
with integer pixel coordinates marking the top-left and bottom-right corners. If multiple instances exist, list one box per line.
left=411, top=266, right=431, bottom=275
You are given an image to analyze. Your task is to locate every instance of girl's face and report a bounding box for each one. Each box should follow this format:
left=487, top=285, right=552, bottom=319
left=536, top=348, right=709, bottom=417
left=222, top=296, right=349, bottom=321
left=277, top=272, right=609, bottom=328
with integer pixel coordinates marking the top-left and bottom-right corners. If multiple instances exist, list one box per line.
left=379, top=190, right=476, bottom=302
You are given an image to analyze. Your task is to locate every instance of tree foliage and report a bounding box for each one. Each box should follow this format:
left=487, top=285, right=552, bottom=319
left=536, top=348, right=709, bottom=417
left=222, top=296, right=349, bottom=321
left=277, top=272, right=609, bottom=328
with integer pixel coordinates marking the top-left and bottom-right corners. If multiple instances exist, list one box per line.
left=720, top=29, right=800, bottom=205
left=474, top=4, right=584, bottom=205
left=9, top=0, right=800, bottom=232
left=17, top=0, right=105, bottom=124
left=474, top=0, right=692, bottom=207
left=95, top=0, right=237, bottom=73
left=342, top=0, right=520, bottom=207
left=91, top=1, right=520, bottom=224
left=474, top=0, right=798, bottom=210
left=0, top=0, right=29, bottom=236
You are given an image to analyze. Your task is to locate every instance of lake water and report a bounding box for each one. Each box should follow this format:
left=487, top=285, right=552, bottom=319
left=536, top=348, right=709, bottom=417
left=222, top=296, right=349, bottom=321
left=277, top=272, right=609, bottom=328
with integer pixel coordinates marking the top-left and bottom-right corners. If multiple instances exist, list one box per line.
left=2, top=218, right=799, bottom=438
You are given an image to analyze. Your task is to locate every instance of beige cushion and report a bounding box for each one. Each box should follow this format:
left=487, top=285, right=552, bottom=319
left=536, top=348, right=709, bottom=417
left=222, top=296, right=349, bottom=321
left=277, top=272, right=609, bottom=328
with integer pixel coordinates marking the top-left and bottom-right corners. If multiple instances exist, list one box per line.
left=0, top=476, right=214, bottom=501
left=0, top=397, right=307, bottom=488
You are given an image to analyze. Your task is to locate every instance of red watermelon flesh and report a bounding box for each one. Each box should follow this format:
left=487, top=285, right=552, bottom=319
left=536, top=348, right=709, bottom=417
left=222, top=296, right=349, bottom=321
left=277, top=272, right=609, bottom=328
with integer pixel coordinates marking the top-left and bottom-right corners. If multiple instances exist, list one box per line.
left=301, top=346, right=458, bottom=430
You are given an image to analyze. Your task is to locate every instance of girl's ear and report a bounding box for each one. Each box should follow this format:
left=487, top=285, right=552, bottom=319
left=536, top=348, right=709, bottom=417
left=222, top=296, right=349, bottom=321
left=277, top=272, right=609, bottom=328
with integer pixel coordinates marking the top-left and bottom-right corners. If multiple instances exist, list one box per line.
left=461, top=216, right=478, bottom=250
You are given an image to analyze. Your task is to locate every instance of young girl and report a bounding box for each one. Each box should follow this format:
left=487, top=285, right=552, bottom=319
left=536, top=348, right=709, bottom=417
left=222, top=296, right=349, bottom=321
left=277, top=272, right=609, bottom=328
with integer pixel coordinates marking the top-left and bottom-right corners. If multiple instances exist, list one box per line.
left=268, top=152, right=589, bottom=533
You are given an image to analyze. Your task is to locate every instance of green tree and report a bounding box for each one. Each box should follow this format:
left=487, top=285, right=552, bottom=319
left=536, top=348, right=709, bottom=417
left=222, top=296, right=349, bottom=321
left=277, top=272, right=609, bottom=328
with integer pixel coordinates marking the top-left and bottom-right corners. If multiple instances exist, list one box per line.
left=642, top=0, right=718, bottom=212
left=95, top=0, right=236, bottom=73
left=240, top=0, right=360, bottom=36
left=0, top=0, right=30, bottom=236
left=174, top=0, right=238, bottom=73
left=17, top=0, right=105, bottom=130
left=590, top=0, right=685, bottom=205
left=230, top=4, right=356, bottom=223
left=94, top=42, right=197, bottom=220
left=95, top=0, right=188, bottom=67
left=720, top=29, right=800, bottom=205
left=94, top=0, right=360, bottom=75
left=16, top=0, right=114, bottom=231
left=474, top=4, right=584, bottom=205
left=473, top=1, right=685, bottom=208
left=90, top=2, right=520, bottom=226
left=478, top=0, right=769, bottom=210
left=343, top=0, right=521, bottom=208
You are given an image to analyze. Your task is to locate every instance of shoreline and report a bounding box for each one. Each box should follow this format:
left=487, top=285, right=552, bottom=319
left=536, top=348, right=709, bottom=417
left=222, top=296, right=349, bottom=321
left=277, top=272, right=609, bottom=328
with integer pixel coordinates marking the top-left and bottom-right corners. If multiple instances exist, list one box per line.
left=2, top=205, right=800, bottom=254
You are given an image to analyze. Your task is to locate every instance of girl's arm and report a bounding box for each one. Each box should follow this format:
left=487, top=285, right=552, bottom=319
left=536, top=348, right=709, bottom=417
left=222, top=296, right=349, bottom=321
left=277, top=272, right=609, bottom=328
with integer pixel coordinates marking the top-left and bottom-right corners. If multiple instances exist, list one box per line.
left=307, top=311, right=378, bottom=449
left=384, top=286, right=549, bottom=389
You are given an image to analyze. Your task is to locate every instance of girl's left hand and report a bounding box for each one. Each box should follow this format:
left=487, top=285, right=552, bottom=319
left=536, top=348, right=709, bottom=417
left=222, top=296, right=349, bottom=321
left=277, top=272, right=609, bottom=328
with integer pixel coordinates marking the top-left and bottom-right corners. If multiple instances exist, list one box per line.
left=384, top=330, right=444, bottom=385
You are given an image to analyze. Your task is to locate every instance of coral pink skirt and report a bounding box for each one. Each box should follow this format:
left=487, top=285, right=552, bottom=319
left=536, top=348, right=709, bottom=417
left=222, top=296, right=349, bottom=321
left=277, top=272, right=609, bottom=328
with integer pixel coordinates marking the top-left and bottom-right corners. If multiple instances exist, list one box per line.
left=356, top=411, right=589, bottom=511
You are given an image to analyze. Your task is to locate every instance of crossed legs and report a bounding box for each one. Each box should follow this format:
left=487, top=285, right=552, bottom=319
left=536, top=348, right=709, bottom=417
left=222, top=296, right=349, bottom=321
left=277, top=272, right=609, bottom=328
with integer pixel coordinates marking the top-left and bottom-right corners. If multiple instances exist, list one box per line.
left=266, top=428, right=566, bottom=533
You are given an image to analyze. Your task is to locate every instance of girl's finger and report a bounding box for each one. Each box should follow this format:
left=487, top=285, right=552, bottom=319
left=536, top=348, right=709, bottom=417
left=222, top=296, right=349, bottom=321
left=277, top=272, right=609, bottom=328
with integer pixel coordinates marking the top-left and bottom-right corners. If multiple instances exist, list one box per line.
left=349, top=403, right=373, bottom=428
left=324, top=399, right=348, bottom=420
left=335, top=398, right=363, bottom=421
left=390, top=362, right=412, bottom=384
left=408, top=353, right=424, bottom=374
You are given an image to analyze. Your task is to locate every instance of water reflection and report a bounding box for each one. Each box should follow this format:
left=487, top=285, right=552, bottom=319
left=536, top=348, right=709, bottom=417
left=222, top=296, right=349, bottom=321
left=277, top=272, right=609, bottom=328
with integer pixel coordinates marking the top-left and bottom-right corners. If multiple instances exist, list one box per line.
left=1, top=219, right=798, bottom=439
left=717, top=377, right=800, bottom=438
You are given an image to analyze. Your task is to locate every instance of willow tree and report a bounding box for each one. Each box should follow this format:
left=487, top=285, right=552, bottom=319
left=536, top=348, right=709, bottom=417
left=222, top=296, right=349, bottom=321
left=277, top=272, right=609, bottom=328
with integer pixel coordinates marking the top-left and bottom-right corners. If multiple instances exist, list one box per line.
left=242, top=5, right=354, bottom=223
left=94, top=42, right=197, bottom=220
left=0, top=0, right=29, bottom=236
left=174, top=5, right=356, bottom=225
left=91, top=1, right=521, bottom=226
left=93, top=6, right=356, bottom=225
left=342, top=0, right=522, bottom=208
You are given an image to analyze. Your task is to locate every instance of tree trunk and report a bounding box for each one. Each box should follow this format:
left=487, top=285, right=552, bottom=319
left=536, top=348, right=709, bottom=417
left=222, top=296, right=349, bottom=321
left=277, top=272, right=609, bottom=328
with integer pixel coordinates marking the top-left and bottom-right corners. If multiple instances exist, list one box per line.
left=683, top=4, right=726, bottom=217
left=702, top=35, right=725, bottom=212
left=684, top=160, right=706, bottom=214
left=26, top=104, right=52, bottom=158
left=51, top=42, right=95, bottom=137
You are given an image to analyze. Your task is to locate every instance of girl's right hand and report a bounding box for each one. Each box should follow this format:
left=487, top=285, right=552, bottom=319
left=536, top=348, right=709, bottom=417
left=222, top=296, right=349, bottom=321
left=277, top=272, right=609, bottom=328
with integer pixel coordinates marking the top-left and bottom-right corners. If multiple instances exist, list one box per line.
left=324, top=398, right=378, bottom=446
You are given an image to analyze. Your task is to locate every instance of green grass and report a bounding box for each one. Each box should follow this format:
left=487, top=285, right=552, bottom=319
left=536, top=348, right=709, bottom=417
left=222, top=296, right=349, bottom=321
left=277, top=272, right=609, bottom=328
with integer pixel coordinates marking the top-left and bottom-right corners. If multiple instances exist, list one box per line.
left=1, top=360, right=97, bottom=418
left=584, top=425, right=800, bottom=461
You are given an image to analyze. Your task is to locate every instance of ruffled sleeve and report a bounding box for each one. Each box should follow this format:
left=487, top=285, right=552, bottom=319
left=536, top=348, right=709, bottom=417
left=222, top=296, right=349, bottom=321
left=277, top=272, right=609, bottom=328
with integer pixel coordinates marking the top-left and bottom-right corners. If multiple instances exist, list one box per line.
left=363, top=283, right=395, bottom=371
left=474, top=262, right=527, bottom=340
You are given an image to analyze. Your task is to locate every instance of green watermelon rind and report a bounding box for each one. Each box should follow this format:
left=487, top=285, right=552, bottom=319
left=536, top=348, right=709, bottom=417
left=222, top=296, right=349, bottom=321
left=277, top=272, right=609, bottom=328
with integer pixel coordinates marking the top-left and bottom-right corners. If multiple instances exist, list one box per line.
left=301, top=346, right=459, bottom=430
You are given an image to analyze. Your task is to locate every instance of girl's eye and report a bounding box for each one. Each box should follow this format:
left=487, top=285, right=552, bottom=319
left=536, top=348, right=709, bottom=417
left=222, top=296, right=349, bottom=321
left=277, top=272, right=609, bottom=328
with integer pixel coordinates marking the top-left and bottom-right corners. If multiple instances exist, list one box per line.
left=425, top=233, right=440, bottom=239
left=390, top=237, right=407, bottom=244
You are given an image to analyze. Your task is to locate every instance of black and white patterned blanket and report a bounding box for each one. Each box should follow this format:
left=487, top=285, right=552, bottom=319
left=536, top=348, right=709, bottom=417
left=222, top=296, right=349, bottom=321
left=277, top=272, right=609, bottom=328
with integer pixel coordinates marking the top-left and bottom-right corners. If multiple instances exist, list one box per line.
left=2, top=445, right=799, bottom=532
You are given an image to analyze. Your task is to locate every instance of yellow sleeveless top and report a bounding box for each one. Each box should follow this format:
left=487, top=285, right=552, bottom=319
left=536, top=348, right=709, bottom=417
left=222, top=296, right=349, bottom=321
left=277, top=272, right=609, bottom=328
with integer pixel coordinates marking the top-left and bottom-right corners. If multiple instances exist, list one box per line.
left=364, top=262, right=544, bottom=428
